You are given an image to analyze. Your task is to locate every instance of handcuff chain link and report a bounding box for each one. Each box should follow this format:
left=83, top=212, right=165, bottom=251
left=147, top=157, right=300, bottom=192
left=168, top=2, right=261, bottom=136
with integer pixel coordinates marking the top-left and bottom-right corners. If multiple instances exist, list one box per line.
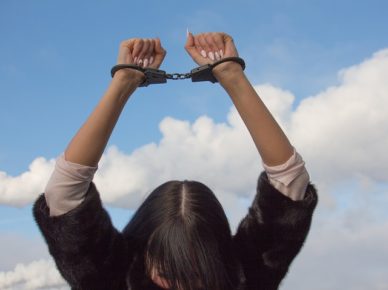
left=165, top=73, right=192, bottom=80
left=111, top=57, right=245, bottom=87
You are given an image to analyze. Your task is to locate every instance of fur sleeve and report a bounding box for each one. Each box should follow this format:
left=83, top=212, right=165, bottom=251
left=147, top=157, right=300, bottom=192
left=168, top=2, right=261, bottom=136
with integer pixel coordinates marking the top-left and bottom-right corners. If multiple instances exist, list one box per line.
left=33, top=183, right=129, bottom=290
left=233, top=172, right=318, bottom=290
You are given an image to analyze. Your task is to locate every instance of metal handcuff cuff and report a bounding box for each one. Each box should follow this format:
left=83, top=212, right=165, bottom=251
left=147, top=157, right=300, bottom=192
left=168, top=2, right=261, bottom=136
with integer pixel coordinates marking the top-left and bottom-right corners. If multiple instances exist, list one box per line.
left=110, top=57, right=246, bottom=87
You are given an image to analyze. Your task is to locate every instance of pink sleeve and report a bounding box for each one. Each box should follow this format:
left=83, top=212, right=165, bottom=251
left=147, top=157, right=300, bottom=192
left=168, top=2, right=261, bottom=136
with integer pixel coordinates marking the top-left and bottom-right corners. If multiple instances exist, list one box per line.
left=44, top=154, right=98, bottom=216
left=262, top=148, right=310, bottom=201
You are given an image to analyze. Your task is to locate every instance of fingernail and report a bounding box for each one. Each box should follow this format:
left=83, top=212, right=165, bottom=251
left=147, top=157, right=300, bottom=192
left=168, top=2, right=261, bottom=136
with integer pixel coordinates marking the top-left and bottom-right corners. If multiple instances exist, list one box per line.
left=150, top=56, right=154, bottom=65
left=134, top=56, right=138, bottom=63
left=138, top=59, right=143, bottom=66
left=208, top=51, right=215, bottom=61
left=201, top=50, right=207, bottom=58
left=215, top=51, right=220, bottom=60
left=220, top=50, right=224, bottom=57
left=144, top=59, right=149, bottom=67
left=186, top=27, right=189, bottom=38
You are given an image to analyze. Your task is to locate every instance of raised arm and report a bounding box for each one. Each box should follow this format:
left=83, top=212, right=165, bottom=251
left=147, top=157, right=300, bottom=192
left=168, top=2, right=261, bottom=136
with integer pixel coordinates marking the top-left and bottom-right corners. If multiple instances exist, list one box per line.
left=185, top=32, right=293, bottom=166
left=185, top=33, right=318, bottom=289
left=34, top=38, right=167, bottom=289
left=44, top=38, right=166, bottom=217
left=65, top=38, right=166, bottom=166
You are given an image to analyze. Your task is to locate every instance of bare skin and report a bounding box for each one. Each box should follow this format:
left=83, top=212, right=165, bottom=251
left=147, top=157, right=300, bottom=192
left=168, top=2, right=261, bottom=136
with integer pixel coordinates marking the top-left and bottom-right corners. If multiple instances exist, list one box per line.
left=65, top=33, right=292, bottom=168
left=65, top=38, right=166, bottom=166
left=63, top=32, right=294, bottom=288
left=185, top=32, right=293, bottom=166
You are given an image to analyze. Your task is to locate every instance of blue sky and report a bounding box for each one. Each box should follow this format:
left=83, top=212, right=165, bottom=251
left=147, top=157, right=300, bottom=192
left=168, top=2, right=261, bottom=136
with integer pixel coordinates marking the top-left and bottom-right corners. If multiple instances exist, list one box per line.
left=2, top=0, right=388, bottom=174
left=1, top=0, right=388, bottom=289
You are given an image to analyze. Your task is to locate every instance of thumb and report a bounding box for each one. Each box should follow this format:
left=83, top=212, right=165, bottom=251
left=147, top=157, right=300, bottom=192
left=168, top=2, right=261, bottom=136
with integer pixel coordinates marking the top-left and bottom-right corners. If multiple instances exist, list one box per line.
left=184, top=31, right=195, bottom=52
left=185, top=31, right=203, bottom=64
left=185, top=30, right=194, bottom=46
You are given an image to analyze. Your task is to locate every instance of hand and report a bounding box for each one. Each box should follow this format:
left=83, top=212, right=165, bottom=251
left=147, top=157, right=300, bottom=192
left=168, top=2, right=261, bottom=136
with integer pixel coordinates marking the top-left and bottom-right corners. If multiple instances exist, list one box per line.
left=116, top=38, right=167, bottom=81
left=184, top=32, right=243, bottom=79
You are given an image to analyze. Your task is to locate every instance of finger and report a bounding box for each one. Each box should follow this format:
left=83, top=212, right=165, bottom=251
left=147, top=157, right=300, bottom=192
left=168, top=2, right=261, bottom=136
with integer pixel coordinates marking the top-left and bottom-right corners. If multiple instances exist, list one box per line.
left=141, top=39, right=153, bottom=67
left=184, top=30, right=195, bottom=50
left=152, top=38, right=166, bottom=68
left=204, top=33, right=220, bottom=61
left=195, top=34, right=209, bottom=59
left=222, top=33, right=238, bottom=57
left=132, top=39, right=144, bottom=64
left=185, top=32, right=204, bottom=63
left=154, top=38, right=164, bottom=53
left=118, top=39, right=135, bottom=64
left=147, top=39, right=155, bottom=65
left=137, top=39, right=151, bottom=67
left=211, top=33, right=225, bottom=60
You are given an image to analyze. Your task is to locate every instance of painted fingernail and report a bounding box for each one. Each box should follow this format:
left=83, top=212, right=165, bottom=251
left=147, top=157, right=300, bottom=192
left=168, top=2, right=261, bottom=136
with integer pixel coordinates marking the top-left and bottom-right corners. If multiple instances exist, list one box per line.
left=144, top=58, right=149, bottom=67
left=220, top=50, right=224, bottom=57
left=201, top=50, right=207, bottom=58
left=208, top=51, right=215, bottom=61
left=215, top=51, right=220, bottom=60
left=150, top=56, right=154, bottom=65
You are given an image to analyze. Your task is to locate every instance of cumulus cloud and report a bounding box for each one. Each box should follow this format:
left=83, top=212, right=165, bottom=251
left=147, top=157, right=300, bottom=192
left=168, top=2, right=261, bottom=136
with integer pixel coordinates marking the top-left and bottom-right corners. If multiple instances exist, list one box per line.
left=0, top=234, right=50, bottom=271
left=289, top=49, right=388, bottom=185
left=0, top=158, right=54, bottom=207
left=2, top=48, right=388, bottom=210
left=94, top=110, right=258, bottom=211
left=283, top=179, right=388, bottom=289
left=0, top=259, right=67, bottom=290
left=283, top=214, right=388, bottom=289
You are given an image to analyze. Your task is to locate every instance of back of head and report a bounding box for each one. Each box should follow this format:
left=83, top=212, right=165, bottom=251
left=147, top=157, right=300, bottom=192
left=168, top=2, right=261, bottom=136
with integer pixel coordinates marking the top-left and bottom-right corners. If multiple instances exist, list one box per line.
left=123, top=180, right=239, bottom=290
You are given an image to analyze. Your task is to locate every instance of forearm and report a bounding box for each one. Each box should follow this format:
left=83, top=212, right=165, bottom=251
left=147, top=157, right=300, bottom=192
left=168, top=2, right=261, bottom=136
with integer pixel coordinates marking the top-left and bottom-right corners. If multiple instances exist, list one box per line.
left=65, top=70, right=143, bottom=166
left=215, top=64, right=293, bottom=166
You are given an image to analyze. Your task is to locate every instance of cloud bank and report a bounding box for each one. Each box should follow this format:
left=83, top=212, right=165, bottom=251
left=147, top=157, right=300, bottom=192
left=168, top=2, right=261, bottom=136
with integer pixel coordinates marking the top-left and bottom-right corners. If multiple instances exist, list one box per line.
left=2, top=49, right=388, bottom=209
left=1, top=49, right=388, bottom=289
left=289, top=49, right=388, bottom=185
left=0, top=158, right=54, bottom=207
left=0, top=259, right=67, bottom=290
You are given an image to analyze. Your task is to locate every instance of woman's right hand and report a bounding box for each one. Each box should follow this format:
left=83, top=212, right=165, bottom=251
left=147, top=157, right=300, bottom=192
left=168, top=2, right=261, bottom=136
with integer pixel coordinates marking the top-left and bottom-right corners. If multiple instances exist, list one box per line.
left=115, top=38, right=167, bottom=82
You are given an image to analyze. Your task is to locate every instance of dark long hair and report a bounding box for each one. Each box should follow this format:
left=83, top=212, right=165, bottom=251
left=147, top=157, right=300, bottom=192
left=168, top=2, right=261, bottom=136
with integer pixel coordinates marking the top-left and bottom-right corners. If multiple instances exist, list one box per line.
left=122, top=180, right=240, bottom=290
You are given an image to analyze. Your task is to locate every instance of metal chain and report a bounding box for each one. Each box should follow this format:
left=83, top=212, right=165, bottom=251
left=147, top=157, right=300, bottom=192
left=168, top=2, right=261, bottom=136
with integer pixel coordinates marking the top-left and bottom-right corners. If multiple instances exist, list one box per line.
left=112, top=57, right=245, bottom=86
left=165, top=72, right=192, bottom=80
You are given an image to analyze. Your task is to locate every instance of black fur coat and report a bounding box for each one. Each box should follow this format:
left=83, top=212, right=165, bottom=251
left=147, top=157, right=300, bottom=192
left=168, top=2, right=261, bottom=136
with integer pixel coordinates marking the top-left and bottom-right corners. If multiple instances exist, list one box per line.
left=33, top=172, right=317, bottom=290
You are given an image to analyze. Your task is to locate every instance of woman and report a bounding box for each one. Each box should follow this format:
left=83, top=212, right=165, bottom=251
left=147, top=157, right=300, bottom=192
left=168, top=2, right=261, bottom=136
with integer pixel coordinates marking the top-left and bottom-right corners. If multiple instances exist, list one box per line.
left=33, top=32, right=317, bottom=290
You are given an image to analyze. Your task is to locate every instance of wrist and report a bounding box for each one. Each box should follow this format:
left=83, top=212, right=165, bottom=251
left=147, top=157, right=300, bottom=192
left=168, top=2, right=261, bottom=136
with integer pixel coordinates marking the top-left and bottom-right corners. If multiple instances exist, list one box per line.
left=212, top=61, right=245, bottom=83
left=109, top=69, right=145, bottom=99
left=113, top=68, right=145, bottom=86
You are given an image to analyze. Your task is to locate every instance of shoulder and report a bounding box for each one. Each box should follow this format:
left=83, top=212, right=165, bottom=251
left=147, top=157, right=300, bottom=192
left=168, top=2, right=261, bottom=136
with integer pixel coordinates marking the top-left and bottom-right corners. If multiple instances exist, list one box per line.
left=232, top=172, right=318, bottom=289
left=33, top=183, right=131, bottom=289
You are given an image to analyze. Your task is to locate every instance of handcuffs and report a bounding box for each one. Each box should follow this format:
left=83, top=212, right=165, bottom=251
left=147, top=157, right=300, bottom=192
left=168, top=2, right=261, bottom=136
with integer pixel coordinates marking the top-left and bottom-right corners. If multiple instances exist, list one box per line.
left=111, top=57, right=246, bottom=87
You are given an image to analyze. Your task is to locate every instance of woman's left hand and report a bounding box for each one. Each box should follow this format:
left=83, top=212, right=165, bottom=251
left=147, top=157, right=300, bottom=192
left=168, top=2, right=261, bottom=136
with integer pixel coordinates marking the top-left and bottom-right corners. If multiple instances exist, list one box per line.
left=184, top=32, right=238, bottom=66
left=184, top=32, right=243, bottom=80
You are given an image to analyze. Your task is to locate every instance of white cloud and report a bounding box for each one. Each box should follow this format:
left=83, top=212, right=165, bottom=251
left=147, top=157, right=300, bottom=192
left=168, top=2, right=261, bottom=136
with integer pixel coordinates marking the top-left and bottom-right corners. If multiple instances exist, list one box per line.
left=0, top=234, right=49, bottom=271
left=0, top=158, right=54, bottom=207
left=283, top=201, right=388, bottom=290
left=1, top=48, right=388, bottom=289
left=2, top=49, right=387, bottom=210
left=0, top=259, right=67, bottom=290
left=289, top=49, right=388, bottom=186
left=93, top=111, right=259, bottom=229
